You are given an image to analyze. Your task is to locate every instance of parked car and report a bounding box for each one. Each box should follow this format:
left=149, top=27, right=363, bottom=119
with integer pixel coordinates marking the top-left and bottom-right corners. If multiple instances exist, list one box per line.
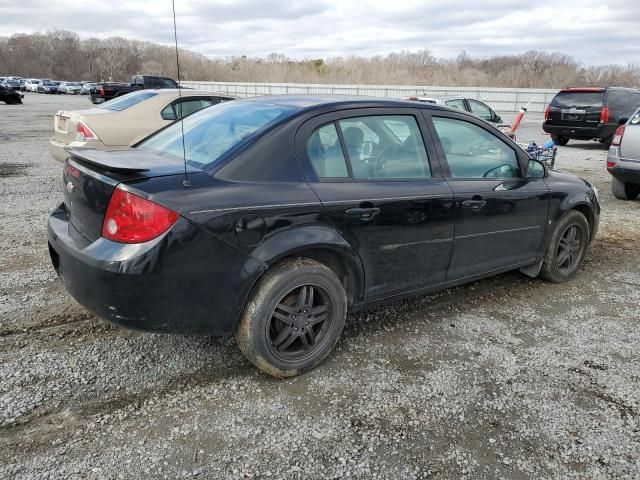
left=23, top=79, right=40, bottom=92
left=0, top=82, right=24, bottom=104
left=58, top=82, right=82, bottom=94
left=3, top=78, right=22, bottom=91
left=405, top=95, right=513, bottom=136
left=37, top=80, right=58, bottom=94
left=80, top=82, right=97, bottom=95
left=606, top=108, right=640, bottom=200
left=48, top=95, right=600, bottom=377
left=91, top=75, right=179, bottom=104
left=49, top=89, right=235, bottom=162
left=543, top=87, right=640, bottom=146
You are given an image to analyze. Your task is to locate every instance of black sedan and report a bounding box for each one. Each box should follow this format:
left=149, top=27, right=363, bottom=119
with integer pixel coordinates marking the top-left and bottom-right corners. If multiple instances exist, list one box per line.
left=48, top=96, right=600, bottom=377
left=0, top=82, right=23, bottom=104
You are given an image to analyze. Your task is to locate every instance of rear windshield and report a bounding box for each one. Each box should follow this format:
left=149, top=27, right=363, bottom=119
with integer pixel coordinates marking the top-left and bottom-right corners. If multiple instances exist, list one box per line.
left=42, top=80, right=54, bottom=86
left=138, top=101, right=297, bottom=168
left=551, top=91, right=604, bottom=108
left=100, top=91, right=158, bottom=111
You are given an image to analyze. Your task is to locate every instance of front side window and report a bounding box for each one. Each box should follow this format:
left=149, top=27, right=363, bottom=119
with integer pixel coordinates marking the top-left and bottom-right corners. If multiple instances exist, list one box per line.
left=432, top=117, right=520, bottom=179
left=468, top=100, right=493, bottom=121
left=139, top=101, right=296, bottom=168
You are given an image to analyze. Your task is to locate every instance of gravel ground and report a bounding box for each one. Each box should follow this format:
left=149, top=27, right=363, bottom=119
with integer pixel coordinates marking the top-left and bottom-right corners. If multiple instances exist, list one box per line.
left=1, top=93, right=639, bottom=480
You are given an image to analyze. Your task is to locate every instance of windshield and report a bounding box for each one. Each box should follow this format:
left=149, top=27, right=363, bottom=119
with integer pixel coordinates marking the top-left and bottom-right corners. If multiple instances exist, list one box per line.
left=99, top=91, right=158, bottom=111
left=138, top=101, right=297, bottom=168
left=551, top=91, right=604, bottom=108
left=42, top=80, right=53, bottom=86
left=68, top=82, right=80, bottom=87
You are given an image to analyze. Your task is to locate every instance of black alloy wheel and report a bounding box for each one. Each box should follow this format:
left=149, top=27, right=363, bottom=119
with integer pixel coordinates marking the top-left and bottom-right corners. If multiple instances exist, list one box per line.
left=267, top=284, right=332, bottom=362
left=555, top=225, right=583, bottom=275
left=540, top=210, right=589, bottom=283
left=236, top=258, right=347, bottom=377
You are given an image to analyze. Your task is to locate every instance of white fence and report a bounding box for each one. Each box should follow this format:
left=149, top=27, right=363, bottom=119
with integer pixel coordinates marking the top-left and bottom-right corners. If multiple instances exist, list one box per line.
left=181, top=81, right=558, bottom=113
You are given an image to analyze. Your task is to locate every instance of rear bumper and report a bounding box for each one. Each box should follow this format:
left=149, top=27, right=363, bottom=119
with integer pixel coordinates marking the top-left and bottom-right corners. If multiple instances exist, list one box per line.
left=48, top=203, right=264, bottom=336
left=543, top=122, right=618, bottom=141
left=607, top=148, right=640, bottom=185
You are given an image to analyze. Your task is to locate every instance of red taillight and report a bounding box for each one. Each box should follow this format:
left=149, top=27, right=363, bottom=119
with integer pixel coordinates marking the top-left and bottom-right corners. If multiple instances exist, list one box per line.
left=76, top=120, right=98, bottom=141
left=607, top=161, right=617, bottom=168
left=102, top=187, right=179, bottom=244
left=611, top=126, right=625, bottom=146
left=544, top=104, right=551, bottom=121
left=99, top=86, right=105, bottom=97
left=599, top=105, right=609, bottom=124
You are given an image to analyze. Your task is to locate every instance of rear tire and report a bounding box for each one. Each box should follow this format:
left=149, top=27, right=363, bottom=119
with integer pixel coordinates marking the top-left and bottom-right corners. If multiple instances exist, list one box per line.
left=551, top=135, right=569, bottom=146
left=611, top=177, right=640, bottom=200
left=540, top=211, right=589, bottom=283
left=235, top=258, right=347, bottom=377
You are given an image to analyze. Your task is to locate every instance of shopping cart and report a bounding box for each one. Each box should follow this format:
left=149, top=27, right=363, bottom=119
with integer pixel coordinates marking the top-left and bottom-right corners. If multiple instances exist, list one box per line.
left=519, top=142, right=557, bottom=169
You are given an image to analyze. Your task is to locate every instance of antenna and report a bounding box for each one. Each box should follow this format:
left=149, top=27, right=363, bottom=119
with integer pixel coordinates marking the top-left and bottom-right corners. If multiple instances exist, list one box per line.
left=172, top=0, right=190, bottom=188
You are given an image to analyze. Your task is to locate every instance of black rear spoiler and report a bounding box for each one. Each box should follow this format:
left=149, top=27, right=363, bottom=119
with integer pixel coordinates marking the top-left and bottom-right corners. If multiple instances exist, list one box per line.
left=65, top=148, right=201, bottom=174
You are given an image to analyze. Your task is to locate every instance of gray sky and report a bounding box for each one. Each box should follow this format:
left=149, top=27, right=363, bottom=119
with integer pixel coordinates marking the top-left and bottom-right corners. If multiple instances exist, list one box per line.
left=1, top=0, right=638, bottom=65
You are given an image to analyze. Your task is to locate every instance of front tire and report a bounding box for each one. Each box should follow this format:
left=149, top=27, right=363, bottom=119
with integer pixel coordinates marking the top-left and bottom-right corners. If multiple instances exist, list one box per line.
left=551, top=135, right=569, bottom=146
left=611, top=177, right=640, bottom=200
left=540, top=211, right=589, bottom=283
left=236, top=258, right=347, bottom=377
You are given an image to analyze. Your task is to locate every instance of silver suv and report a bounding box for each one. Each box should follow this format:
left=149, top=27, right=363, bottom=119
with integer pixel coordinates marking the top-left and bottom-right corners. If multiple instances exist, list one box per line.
left=607, top=108, right=640, bottom=200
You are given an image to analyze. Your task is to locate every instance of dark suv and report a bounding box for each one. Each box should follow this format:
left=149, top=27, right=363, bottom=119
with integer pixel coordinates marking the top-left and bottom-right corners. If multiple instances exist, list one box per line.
left=543, top=87, right=640, bottom=146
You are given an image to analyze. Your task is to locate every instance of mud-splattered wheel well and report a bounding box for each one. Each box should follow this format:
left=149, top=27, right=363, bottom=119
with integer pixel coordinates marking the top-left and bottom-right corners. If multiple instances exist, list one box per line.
left=277, top=249, right=358, bottom=306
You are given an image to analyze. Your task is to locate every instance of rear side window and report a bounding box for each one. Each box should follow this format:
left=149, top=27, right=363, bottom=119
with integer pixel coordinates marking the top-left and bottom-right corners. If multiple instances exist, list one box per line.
left=100, top=91, right=158, bottom=111
left=308, top=123, right=349, bottom=178
left=308, top=115, right=431, bottom=180
left=432, top=116, right=519, bottom=179
left=139, top=101, right=296, bottom=168
left=551, top=91, right=603, bottom=108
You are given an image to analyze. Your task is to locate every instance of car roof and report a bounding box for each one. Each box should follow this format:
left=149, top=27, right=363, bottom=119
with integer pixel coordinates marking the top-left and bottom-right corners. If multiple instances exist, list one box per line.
left=144, top=88, right=236, bottom=98
left=239, top=94, right=456, bottom=112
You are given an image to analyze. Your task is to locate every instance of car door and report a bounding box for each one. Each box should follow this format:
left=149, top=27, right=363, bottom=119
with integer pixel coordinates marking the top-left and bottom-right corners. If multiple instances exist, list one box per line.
left=297, top=108, right=455, bottom=300
left=425, top=111, right=549, bottom=280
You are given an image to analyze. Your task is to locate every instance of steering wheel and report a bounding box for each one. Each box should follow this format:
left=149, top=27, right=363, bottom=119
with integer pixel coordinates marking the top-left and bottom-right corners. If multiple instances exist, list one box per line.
left=483, top=163, right=518, bottom=178
left=374, top=144, right=403, bottom=177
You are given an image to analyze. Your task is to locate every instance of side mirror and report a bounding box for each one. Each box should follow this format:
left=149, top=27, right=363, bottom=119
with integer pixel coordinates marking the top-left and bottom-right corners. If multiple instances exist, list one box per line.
left=527, top=159, right=546, bottom=178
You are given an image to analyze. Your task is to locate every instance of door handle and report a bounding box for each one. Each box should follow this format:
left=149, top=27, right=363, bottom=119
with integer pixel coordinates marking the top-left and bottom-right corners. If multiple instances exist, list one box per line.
left=345, top=207, right=381, bottom=221
left=461, top=199, right=486, bottom=212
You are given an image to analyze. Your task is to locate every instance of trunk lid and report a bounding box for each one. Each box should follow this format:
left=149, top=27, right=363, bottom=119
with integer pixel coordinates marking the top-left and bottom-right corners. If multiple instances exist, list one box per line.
left=62, top=148, right=201, bottom=242
left=53, top=108, right=111, bottom=146
left=547, top=89, right=604, bottom=127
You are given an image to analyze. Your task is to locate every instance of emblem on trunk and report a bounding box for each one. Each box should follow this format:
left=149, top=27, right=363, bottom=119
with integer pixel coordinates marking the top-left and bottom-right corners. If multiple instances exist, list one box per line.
left=66, top=181, right=75, bottom=193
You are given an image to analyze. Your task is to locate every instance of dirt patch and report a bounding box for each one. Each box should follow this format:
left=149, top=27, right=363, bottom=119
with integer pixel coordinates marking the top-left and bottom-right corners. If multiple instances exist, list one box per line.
left=0, top=162, right=29, bottom=178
